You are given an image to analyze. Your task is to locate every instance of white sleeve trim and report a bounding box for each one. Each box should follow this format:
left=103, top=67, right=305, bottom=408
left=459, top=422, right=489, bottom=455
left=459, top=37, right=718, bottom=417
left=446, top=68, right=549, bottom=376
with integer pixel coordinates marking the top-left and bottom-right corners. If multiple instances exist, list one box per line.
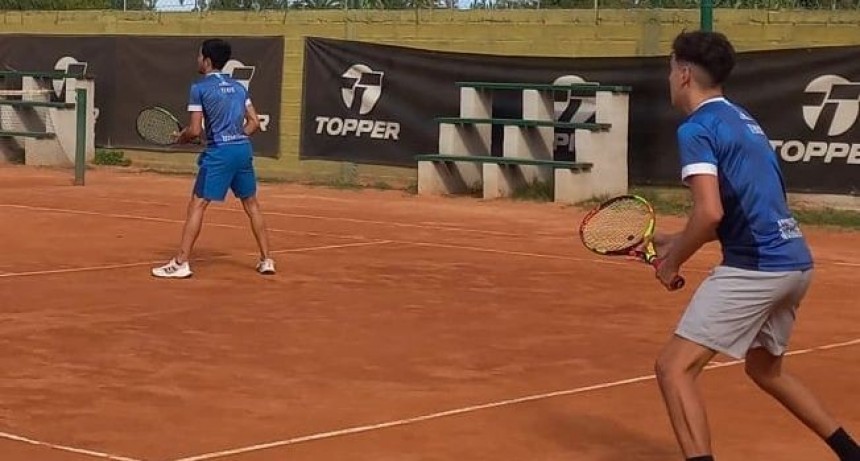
left=245, top=98, right=252, bottom=107
left=187, top=104, right=202, bottom=112
left=681, top=162, right=718, bottom=182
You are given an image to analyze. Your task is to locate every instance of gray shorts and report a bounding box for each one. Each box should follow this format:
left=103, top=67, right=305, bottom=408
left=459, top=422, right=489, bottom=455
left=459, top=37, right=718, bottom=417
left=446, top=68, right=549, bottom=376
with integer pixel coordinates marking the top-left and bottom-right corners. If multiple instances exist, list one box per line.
left=676, top=265, right=813, bottom=360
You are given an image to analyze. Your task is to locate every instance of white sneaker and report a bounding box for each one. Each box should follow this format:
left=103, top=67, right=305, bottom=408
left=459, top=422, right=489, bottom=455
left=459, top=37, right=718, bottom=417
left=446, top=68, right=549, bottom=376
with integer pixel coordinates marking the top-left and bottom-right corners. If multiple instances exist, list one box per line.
left=256, top=258, right=276, bottom=275
left=151, top=258, right=193, bottom=278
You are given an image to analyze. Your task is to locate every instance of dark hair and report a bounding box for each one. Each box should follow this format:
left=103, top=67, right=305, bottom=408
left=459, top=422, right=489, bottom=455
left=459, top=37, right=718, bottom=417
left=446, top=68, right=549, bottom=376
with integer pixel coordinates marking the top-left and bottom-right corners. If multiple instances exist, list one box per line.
left=201, top=39, right=231, bottom=70
left=672, top=30, right=736, bottom=87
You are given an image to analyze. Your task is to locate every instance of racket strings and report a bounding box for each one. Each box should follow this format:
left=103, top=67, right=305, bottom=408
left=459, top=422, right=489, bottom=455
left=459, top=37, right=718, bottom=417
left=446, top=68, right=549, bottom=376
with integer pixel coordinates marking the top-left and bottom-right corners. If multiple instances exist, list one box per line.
left=581, top=199, right=653, bottom=252
left=137, top=109, right=178, bottom=145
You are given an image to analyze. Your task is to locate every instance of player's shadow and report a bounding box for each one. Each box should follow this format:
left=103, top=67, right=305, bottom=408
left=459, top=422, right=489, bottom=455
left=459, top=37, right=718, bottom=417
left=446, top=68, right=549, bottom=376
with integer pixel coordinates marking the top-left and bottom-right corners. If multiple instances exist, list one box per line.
left=152, top=249, right=232, bottom=261
left=215, top=255, right=278, bottom=274
left=536, top=405, right=676, bottom=460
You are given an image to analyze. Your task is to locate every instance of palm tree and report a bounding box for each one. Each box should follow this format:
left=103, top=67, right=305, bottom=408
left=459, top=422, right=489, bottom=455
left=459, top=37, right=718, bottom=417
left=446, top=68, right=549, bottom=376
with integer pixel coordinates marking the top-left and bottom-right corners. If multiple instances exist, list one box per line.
left=192, top=0, right=289, bottom=10
left=291, top=0, right=342, bottom=9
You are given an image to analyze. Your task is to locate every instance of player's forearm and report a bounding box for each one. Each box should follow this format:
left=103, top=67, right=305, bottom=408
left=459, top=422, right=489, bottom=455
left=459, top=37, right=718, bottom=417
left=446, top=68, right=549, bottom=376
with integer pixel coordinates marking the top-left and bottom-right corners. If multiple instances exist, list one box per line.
left=176, top=126, right=201, bottom=144
left=652, top=231, right=681, bottom=247
left=666, top=209, right=721, bottom=267
left=243, top=114, right=260, bottom=136
left=176, top=128, right=193, bottom=144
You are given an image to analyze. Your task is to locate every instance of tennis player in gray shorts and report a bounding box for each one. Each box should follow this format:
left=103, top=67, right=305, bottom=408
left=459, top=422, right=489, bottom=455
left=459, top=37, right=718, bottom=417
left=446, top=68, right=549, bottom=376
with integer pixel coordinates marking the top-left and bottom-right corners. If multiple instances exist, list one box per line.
left=677, top=266, right=812, bottom=360
left=648, top=30, right=859, bottom=461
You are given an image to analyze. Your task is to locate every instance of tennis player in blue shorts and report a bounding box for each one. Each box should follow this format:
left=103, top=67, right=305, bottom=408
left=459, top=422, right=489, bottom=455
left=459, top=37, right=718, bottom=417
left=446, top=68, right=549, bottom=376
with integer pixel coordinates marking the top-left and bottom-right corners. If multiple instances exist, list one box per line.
left=649, top=31, right=859, bottom=461
left=152, top=38, right=275, bottom=278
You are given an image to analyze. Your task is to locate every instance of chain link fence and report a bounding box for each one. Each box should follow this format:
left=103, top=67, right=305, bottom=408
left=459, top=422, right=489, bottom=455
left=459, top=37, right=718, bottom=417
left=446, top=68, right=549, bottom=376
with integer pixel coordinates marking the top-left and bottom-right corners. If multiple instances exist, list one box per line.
left=0, top=0, right=856, bottom=11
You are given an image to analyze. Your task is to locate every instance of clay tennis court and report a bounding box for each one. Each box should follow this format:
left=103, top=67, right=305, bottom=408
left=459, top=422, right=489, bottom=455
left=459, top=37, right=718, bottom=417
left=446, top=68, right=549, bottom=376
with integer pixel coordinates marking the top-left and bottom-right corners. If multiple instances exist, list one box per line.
left=1, top=164, right=857, bottom=461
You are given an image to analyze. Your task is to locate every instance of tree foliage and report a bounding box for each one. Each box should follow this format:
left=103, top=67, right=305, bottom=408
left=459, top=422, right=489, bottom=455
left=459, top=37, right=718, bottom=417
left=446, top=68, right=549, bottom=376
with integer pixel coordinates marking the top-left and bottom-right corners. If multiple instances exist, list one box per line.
left=0, top=0, right=156, bottom=9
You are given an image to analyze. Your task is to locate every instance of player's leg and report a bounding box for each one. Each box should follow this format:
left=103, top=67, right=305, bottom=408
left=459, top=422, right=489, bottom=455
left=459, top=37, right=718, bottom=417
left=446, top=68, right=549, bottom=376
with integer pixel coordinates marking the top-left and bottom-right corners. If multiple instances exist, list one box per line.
left=655, top=336, right=717, bottom=458
left=175, top=194, right=210, bottom=265
left=658, top=266, right=785, bottom=459
left=152, top=195, right=211, bottom=279
left=229, top=145, right=274, bottom=274
left=241, top=195, right=274, bottom=274
left=744, top=270, right=860, bottom=461
left=152, top=153, right=229, bottom=278
left=745, top=349, right=856, bottom=441
left=747, top=354, right=860, bottom=461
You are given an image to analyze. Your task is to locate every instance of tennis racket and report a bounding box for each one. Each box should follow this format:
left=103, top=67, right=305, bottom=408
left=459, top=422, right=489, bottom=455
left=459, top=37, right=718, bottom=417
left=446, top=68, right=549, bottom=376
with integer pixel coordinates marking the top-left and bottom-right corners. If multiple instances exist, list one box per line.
left=136, top=106, right=183, bottom=146
left=579, top=194, right=685, bottom=291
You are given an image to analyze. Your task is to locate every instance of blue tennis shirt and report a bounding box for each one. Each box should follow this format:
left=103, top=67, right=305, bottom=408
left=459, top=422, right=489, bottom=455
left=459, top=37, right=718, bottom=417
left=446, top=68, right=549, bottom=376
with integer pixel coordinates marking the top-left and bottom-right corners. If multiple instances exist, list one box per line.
left=188, top=72, right=251, bottom=148
left=677, top=97, right=813, bottom=272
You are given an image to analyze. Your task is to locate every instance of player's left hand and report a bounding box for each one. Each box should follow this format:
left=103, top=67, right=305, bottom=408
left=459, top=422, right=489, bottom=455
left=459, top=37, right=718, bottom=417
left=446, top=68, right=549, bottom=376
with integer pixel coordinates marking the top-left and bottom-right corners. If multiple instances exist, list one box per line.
left=171, top=129, right=184, bottom=144
left=651, top=233, right=676, bottom=260
left=655, top=256, right=681, bottom=291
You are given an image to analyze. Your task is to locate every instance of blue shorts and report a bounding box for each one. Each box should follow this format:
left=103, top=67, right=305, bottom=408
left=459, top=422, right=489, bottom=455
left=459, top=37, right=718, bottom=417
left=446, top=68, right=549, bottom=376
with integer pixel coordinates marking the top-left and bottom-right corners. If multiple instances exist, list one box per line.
left=193, top=143, right=257, bottom=201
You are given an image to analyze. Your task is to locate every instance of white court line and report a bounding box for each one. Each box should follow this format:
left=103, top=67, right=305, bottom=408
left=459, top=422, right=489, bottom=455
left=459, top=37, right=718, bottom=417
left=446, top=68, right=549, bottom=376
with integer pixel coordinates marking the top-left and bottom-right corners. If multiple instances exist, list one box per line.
left=397, top=240, right=663, bottom=267
left=705, top=338, right=860, bottom=367
left=0, top=431, right=141, bottom=461
left=0, top=203, right=368, bottom=242
left=49, top=193, right=860, bottom=266
left=392, top=240, right=728, bottom=277
left=267, top=193, right=360, bottom=203
left=111, top=198, right=171, bottom=206
left=395, top=241, right=860, bottom=279
left=834, top=261, right=860, bottom=267
left=0, top=241, right=392, bottom=279
left=0, top=201, right=656, bottom=277
left=227, top=210, right=532, bottom=238
left=3, top=197, right=844, bottom=269
left=0, top=203, right=704, bottom=272
left=172, top=337, right=860, bottom=461
left=12, top=193, right=563, bottom=239
left=2, top=203, right=857, bottom=275
left=0, top=260, right=166, bottom=278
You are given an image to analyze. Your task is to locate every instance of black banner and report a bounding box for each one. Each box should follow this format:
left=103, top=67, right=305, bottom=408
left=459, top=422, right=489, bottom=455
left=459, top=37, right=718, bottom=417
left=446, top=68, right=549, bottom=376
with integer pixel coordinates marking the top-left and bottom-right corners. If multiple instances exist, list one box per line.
left=300, top=37, right=859, bottom=194
left=0, top=35, right=283, bottom=157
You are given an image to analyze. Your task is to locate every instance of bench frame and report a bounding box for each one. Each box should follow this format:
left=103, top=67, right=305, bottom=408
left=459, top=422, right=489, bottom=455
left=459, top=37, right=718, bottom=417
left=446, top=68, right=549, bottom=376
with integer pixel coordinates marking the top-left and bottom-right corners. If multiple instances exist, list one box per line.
left=454, top=81, right=633, bottom=94
left=0, top=100, right=76, bottom=109
left=0, top=73, right=94, bottom=186
left=0, top=130, right=56, bottom=139
left=435, top=117, right=611, bottom=132
left=416, top=154, right=594, bottom=203
left=415, top=154, right=591, bottom=170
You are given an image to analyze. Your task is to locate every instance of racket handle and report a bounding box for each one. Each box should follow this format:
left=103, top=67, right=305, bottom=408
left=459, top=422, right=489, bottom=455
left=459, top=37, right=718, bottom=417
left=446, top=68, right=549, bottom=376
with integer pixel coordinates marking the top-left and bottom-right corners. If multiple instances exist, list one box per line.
left=647, top=256, right=685, bottom=291
left=669, top=274, right=685, bottom=290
